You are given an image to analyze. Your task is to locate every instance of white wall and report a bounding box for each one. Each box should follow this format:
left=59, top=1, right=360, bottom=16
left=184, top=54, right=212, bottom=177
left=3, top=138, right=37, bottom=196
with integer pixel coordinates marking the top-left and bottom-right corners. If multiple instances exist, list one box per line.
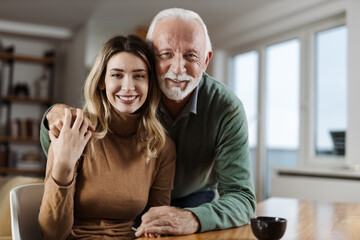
left=60, top=25, right=88, bottom=108
left=346, top=0, right=360, bottom=166
left=209, top=0, right=345, bottom=50
left=272, top=167, right=360, bottom=202
left=85, top=20, right=135, bottom=68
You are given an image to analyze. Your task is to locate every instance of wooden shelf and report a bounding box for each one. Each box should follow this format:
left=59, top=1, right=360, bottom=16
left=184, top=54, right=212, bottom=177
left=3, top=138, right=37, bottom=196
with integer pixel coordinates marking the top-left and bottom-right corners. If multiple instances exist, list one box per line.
left=0, top=136, right=40, bottom=144
left=0, top=167, right=45, bottom=175
left=0, top=52, right=55, bottom=64
left=2, top=95, right=52, bottom=105
left=0, top=47, right=55, bottom=177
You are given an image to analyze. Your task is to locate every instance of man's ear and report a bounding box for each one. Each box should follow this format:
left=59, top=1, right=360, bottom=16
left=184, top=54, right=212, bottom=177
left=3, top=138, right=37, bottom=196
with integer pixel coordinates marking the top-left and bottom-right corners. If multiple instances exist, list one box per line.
left=203, top=51, right=213, bottom=72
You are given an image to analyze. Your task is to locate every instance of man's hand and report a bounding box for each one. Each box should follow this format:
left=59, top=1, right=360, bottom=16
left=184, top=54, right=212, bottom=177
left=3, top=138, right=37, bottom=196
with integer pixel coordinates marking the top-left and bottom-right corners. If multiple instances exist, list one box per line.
left=135, top=206, right=200, bottom=237
left=46, top=104, right=95, bottom=137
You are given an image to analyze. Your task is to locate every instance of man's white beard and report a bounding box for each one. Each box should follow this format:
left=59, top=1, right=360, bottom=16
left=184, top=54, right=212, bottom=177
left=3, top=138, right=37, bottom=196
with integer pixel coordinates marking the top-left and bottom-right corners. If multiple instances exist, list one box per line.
left=159, top=71, right=199, bottom=101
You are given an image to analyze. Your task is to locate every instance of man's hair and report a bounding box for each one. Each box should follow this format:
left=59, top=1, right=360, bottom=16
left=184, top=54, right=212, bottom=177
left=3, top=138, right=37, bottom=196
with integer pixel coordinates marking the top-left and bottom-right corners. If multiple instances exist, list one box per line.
left=146, top=8, right=212, bottom=53
left=83, top=35, right=166, bottom=162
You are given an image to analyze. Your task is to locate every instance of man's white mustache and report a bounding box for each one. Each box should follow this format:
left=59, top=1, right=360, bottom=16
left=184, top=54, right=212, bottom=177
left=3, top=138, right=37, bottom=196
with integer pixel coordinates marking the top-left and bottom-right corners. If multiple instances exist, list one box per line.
left=161, top=72, right=195, bottom=82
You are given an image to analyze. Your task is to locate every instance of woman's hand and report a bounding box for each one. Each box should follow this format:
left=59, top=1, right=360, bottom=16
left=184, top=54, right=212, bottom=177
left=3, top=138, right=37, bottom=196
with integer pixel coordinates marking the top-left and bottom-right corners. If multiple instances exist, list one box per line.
left=47, top=104, right=95, bottom=138
left=50, top=108, right=92, bottom=185
left=144, top=233, right=161, bottom=238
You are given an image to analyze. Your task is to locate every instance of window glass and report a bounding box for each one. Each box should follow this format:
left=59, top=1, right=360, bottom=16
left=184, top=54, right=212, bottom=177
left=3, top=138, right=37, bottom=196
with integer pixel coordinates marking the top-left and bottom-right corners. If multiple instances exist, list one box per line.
left=233, top=51, right=259, bottom=182
left=233, top=51, right=259, bottom=148
left=315, top=26, right=347, bottom=156
left=265, top=39, right=300, bottom=197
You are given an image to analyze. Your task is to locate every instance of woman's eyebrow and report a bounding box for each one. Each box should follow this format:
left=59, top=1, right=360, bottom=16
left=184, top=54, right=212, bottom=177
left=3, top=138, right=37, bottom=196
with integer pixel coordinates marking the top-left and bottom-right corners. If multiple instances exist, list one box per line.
left=109, top=68, right=124, bottom=72
left=133, top=69, right=146, bottom=72
left=109, top=68, right=146, bottom=72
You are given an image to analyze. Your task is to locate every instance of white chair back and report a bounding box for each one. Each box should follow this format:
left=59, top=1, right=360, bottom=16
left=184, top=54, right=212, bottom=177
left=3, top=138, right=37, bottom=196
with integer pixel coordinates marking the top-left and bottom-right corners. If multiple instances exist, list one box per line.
left=10, top=183, right=44, bottom=240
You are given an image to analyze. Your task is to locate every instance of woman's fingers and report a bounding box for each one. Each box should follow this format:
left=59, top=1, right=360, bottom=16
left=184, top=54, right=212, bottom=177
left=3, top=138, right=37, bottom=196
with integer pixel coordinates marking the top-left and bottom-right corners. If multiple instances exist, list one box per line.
left=79, top=117, right=89, bottom=136
left=63, top=108, right=72, bottom=129
left=72, top=108, right=83, bottom=130
left=72, top=109, right=93, bottom=136
left=84, top=130, right=92, bottom=144
left=57, top=108, right=92, bottom=143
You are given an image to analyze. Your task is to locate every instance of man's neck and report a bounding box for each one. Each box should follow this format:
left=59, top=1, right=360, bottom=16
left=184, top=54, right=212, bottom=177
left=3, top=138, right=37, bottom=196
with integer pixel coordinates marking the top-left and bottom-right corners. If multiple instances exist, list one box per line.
left=162, top=93, right=192, bottom=119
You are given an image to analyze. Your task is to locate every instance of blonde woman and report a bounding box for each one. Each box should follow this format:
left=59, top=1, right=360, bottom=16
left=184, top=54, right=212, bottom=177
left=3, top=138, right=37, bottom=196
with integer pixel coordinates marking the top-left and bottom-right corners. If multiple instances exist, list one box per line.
left=38, top=35, right=176, bottom=239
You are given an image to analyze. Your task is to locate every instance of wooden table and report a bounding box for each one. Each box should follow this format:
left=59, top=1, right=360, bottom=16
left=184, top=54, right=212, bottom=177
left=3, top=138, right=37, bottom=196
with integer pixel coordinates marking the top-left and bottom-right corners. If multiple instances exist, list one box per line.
left=138, top=197, right=360, bottom=239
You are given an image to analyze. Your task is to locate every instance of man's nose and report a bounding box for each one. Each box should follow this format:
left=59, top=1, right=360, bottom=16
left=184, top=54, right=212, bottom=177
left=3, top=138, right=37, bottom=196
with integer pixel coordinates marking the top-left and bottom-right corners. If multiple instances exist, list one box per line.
left=122, top=76, right=135, bottom=91
left=170, top=54, right=186, bottom=74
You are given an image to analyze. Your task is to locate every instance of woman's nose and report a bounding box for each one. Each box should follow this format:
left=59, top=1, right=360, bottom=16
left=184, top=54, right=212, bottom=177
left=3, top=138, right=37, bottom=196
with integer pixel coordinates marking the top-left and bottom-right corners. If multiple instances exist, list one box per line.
left=121, top=77, right=135, bottom=91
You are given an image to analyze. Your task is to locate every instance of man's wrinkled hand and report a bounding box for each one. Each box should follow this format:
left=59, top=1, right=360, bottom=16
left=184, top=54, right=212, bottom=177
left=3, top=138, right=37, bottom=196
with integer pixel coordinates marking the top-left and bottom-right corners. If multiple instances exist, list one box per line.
left=135, top=206, right=200, bottom=237
left=47, top=104, right=95, bottom=138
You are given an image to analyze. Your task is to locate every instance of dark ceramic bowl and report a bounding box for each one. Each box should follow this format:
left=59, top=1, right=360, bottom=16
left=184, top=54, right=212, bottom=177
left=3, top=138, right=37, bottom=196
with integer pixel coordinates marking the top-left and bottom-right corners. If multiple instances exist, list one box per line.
left=250, top=216, right=287, bottom=240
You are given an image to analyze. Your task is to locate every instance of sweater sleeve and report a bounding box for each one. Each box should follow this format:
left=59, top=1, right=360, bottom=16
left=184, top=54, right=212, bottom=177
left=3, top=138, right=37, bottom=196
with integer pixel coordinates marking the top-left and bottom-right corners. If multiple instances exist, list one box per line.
left=147, top=137, right=176, bottom=208
left=40, top=105, right=54, bottom=158
left=186, top=104, right=256, bottom=232
left=38, top=145, right=77, bottom=240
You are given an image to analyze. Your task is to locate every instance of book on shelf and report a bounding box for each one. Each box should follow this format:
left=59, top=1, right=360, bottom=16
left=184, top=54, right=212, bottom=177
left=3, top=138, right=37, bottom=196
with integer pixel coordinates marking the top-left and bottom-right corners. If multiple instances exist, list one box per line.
left=15, top=152, right=45, bottom=169
left=0, top=146, right=6, bottom=167
left=10, top=118, right=40, bottom=139
left=16, top=160, right=44, bottom=169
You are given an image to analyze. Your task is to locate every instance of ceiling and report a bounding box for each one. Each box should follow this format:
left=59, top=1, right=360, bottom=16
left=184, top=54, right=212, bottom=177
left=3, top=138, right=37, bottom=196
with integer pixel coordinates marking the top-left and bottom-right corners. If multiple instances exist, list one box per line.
left=0, top=0, right=272, bottom=33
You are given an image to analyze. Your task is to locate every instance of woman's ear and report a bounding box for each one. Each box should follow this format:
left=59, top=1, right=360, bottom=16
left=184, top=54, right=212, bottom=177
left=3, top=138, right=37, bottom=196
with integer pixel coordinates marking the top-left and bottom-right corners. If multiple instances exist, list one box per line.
left=98, top=80, right=105, bottom=90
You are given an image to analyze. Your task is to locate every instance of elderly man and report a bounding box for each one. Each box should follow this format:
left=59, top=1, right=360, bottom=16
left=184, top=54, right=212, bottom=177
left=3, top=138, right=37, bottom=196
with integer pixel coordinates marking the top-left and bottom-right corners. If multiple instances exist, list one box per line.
left=40, top=7, right=255, bottom=237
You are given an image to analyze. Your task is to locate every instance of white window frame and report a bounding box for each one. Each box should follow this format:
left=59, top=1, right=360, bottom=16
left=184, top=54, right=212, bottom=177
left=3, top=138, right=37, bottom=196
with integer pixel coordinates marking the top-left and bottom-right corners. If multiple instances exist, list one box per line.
left=302, top=15, right=347, bottom=167
left=228, top=14, right=347, bottom=199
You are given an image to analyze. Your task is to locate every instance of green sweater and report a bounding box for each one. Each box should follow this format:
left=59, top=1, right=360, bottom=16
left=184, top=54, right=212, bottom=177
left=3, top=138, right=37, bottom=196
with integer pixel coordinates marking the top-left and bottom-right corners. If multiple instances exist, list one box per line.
left=160, top=73, right=256, bottom=231
left=40, top=73, right=256, bottom=232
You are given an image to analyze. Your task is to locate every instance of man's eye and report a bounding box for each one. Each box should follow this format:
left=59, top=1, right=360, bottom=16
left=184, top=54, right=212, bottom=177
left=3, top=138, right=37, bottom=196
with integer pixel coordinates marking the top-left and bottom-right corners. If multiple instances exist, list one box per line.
left=158, top=52, right=171, bottom=59
left=185, top=53, right=197, bottom=59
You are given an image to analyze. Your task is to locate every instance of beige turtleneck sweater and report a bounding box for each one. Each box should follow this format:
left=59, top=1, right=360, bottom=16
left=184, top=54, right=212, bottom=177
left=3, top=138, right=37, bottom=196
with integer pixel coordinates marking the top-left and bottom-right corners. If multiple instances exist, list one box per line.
left=38, top=109, right=176, bottom=239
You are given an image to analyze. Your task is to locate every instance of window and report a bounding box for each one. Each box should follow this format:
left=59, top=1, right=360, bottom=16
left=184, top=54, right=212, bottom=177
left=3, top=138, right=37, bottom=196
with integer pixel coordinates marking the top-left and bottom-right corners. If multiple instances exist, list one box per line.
left=233, top=51, right=259, bottom=180
left=233, top=51, right=258, bottom=149
left=265, top=39, right=300, bottom=197
left=230, top=17, right=347, bottom=200
left=315, top=26, right=347, bottom=156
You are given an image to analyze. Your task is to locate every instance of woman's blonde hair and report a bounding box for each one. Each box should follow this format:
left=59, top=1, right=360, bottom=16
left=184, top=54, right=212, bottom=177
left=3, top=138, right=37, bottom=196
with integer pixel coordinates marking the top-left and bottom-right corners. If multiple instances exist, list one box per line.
left=83, top=35, right=166, bottom=162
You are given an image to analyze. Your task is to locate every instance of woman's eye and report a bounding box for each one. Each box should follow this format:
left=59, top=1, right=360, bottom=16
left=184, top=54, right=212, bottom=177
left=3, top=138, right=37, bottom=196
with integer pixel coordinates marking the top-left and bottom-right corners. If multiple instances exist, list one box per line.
left=111, top=73, right=122, bottom=78
left=134, top=74, right=145, bottom=79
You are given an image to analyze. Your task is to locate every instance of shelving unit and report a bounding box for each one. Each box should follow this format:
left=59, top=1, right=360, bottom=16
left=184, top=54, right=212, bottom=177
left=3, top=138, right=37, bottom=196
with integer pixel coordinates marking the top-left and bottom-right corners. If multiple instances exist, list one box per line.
left=2, top=95, right=52, bottom=105
left=0, top=136, right=40, bottom=144
left=0, top=46, right=55, bottom=176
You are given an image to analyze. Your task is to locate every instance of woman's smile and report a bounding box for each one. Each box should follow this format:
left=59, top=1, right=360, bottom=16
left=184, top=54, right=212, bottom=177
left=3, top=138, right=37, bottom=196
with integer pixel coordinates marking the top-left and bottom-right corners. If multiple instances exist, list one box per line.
left=117, top=95, right=138, bottom=103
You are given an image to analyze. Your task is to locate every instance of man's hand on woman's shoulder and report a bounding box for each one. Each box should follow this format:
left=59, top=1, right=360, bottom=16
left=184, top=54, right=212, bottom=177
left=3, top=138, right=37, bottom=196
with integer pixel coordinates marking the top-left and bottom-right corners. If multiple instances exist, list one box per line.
left=46, top=104, right=95, bottom=137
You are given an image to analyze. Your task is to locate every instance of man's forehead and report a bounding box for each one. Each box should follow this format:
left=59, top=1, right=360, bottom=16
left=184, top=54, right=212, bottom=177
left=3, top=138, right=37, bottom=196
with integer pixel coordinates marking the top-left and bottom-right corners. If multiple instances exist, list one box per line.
left=153, top=34, right=203, bottom=53
left=152, top=19, right=205, bottom=49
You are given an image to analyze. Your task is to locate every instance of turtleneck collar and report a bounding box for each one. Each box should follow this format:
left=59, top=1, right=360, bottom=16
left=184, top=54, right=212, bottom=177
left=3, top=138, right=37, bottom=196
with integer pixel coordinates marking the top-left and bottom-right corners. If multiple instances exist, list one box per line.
left=109, top=107, right=141, bottom=137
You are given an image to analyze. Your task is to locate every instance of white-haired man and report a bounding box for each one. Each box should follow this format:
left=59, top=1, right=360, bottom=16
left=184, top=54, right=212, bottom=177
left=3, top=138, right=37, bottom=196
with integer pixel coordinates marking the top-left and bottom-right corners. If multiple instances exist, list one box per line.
left=40, top=8, right=255, bottom=237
